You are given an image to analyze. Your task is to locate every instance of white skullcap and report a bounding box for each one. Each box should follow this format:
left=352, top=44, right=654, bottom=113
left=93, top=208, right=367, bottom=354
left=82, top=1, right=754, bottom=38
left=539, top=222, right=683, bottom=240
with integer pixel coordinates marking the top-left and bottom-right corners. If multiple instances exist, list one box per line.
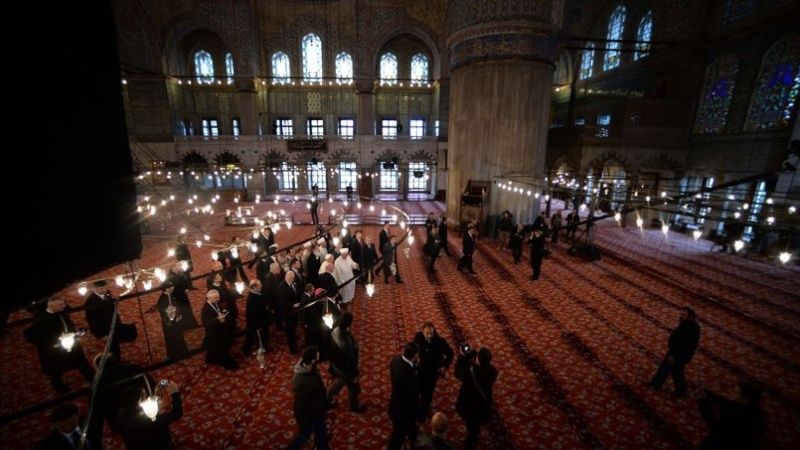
left=303, top=241, right=312, bottom=248
left=317, top=238, right=326, bottom=245
left=339, top=248, right=350, bottom=254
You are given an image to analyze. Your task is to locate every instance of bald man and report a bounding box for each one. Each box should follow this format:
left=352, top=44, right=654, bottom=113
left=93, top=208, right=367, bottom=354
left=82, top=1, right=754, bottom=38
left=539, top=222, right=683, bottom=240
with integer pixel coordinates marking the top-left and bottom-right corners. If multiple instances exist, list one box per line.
left=202, top=289, right=238, bottom=370
left=431, top=412, right=454, bottom=450
left=277, top=271, right=300, bottom=354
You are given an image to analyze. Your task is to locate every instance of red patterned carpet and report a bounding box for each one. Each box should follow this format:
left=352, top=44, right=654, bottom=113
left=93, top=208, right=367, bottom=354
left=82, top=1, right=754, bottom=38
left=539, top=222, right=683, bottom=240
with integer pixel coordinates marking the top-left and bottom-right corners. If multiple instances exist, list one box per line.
left=1, top=200, right=799, bottom=449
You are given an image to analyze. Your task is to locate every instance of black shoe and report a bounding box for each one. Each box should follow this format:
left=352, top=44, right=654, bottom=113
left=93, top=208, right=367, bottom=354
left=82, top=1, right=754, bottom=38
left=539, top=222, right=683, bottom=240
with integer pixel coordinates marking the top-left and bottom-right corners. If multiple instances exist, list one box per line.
left=51, top=380, right=70, bottom=394
left=350, top=404, right=367, bottom=413
left=224, top=361, right=240, bottom=371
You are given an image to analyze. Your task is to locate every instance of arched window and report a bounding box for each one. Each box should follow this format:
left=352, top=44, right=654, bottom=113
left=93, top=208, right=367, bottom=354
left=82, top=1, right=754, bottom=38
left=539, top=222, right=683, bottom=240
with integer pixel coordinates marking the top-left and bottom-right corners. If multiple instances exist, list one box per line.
left=410, top=53, right=429, bottom=85
left=634, top=11, right=653, bottom=61
left=603, top=6, right=626, bottom=71
left=194, top=50, right=214, bottom=84
left=380, top=53, right=398, bottom=85
left=225, top=53, right=234, bottom=84
left=272, top=52, right=291, bottom=85
left=694, top=55, right=740, bottom=134
left=307, top=161, right=327, bottom=191
left=302, top=34, right=323, bottom=82
left=579, top=43, right=595, bottom=80
left=744, top=36, right=800, bottom=131
left=335, top=52, right=353, bottom=84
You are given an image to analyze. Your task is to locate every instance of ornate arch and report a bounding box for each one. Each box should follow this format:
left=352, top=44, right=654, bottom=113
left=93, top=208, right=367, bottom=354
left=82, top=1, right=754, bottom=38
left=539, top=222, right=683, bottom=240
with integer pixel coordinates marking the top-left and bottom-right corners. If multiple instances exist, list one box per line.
left=548, top=153, right=579, bottom=176
left=369, top=22, right=442, bottom=80
left=639, top=153, right=685, bottom=174
left=585, top=152, right=631, bottom=174
left=181, top=151, right=209, bottom=169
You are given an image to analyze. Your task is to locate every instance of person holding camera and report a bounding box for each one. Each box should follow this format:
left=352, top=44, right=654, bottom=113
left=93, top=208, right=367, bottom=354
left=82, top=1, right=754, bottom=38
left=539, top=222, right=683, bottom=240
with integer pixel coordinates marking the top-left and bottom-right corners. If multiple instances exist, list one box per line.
left=413, top=322, right=454, bottom=420
left=115, top=380, right=183, bottom=450
left=455, top=345, right=498, bottom=450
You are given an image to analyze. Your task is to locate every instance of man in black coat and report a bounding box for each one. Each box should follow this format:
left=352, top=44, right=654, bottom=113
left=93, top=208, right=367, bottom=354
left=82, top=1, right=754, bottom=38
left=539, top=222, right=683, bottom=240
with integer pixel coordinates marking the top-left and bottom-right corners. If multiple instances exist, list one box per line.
left=277, top=271, right=301, bottom=354
left=115, top=381, right=183, bottom=450
left=413, top=322, right=454, bottom=420
left=201, top=289, right=238, bottom=370
left=326, top=312, right=365, bottom=412
left=25, top=297, right=94, bottom=393
left=84, top=280, right=123, bottom=358
left=438, top=214, right=451, bottom=256
left=457, top=226, right=476, bottom=274
left=287, top=347, right=330, bottom=450
left=346, top=184, right=354, bottom=202
left=241, top=279, right=269, bottom=356
left=424, top=212, right=437, bottom=233
left=510, top=224, right=525, bottom=264
left=648, top=307, right=701, bottom=397
left=381, top=235, right=403, bottom=283
left=310, top=199, right=320, bottom=225
left=37, top=403, right=98, bottom=450
left=528, top=228, right=546, bottom=280
left=455, top=347, right=498, bottom=450
left=378, top=222, right=391, bottom=255
left=317, top=262, right=339, bottom=298
left=388, top=342, right=422, bottom=450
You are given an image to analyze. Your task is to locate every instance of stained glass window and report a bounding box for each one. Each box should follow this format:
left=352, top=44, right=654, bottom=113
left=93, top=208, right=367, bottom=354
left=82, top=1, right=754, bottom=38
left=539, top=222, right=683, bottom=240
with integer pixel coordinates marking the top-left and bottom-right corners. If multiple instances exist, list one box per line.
left=580, top=43, right=595, bottom=80
left=272, top=52, right=291, bottom=84
left=603, top=6, right=626, bottom=71
left=410, top=53, right=429, bottom=85
left=225, top=53, right=234, bottom=84
left=335, top=52, right=353, bottom=84
left=380, top=53, right=398, bottom=85
left=694, top=54, right=739, bottom=134
left=194, top=50, right=214, bottom=84
left=634, top=11, right=652, bottom=61
left=302, top=34, right=323, bottom=82
left=744, top=36, right=800, bottom=131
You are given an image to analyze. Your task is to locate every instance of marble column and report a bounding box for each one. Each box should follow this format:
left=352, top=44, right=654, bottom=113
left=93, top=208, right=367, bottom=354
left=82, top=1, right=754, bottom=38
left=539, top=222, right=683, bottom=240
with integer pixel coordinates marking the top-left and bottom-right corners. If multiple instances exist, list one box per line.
left=446, top=1, right=562, bottom=224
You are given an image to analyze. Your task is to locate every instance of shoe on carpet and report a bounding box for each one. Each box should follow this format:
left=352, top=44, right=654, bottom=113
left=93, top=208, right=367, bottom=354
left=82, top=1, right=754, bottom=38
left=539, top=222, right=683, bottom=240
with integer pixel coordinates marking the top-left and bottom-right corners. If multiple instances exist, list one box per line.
left=350, top=404, right=367, bottom=413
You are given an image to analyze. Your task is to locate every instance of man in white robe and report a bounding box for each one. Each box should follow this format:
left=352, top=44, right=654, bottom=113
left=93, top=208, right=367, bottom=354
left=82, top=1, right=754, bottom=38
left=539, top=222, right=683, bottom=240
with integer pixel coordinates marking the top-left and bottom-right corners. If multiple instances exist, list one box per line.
left=334, top=248, right=359, bottom=308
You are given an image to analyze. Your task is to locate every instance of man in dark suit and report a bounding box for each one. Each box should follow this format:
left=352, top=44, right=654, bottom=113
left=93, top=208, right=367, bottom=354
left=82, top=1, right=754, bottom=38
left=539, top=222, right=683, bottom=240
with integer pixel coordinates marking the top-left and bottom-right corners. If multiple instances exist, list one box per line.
left=25, top=296, right=94, bottom=393
left=241, top=279, right=268, bottom=356
left=438, top=214, right=451, bottom=256
left=288, top=347, right=330, bottom=450
left=528, top=228, right=546, bottom=280
left=424, top=212, right=437, bottom=233
left=37, top=403, right=98, bottom=450
left=277, top=271, right=301, bottom=354
left=346, top=184, right=354, bottom=202
left=457, top=226, right=476, bottom=274
left=201, top=289, right=238, bottom=370
left=456, top=347, right=498, bottom=450
left=85, top=280, right=124, bottom=358
left=381, top=235, right=403, bottom=284
left=648, top=307, right=701, bottom=398
left=310, top=199, right=320, bottom=225
left=388, top=342, right=422, bottom=450
left=326, top=312, right=366, bottom=412
left=349, top=230, right=365, bottom=271
left=413, top=322, right=454, bottom=419
left=378, top=222, right=391, bottom=255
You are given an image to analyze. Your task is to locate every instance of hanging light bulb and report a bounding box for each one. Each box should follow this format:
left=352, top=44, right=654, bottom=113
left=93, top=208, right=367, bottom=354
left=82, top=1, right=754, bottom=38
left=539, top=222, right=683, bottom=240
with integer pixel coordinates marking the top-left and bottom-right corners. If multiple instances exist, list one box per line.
left=196, top=240, right=202, bottom=248
left=78, top=283, right=88, bottom=296
left=366, top=283, right=375, bottom=297
left=124, top=278, right=135, bottom=290
left=381, top=208, right=387, bottom=216
left=766, top=216, right=775, bottom=225
left=544, top=195, right=550, bottom=201
left=614, top=212, right=621, bottom=223
left=357, top=202, right=362, bottom=209
left=155, top=268, right=166, bottom=282
left=661, top=224, right=669, bottom=235
left=766, top=198, right=773, bottom=205
left=733, top=240, right=744, bottom=252
left=59, top=332, right=76, bottom=352
left=328, top=197, right=333, bottom=203
left=693, top=230, right=702, bottom=240
left=534, top=193, right=540, bottom=199
left=579, top=204, right=587, bottom=211
left=235, top=281, right=245, bottom=294
left=143, top=280, right=152, bottom=290
left=322, top=313, right=334, bottom=329
left=369, top=205, right=375, bottom=212
left=733, top=212, right=741, bottom=219
left=344, top=200, right=349, bottom=206
left=140, top=395, right=159, bottom=421
left=179, top=227, right=187, bottom=234
left=779, top=252, right=791, bottom=264
left=286, top=221, right=293, bottom=229
left=660, top=191, right=667, bottom=198
left=212, top=251, right=219, bottom=261
left=306, top=202, right=311, bottom=210
left=789, top=206, right=796, bottom=214
left=204, top=234, right=210, bottom=241
left=180, top=261, right=189, bottom=271
left=167, top=248, right=175, bottom=257
left=636, top=217, right=644, bottom=229
left=115, top=275, right=125, bottom=287
left=342, top=219, right=349, bottom=228
left=341, top=228, right=348, bottom=236
left=332, top=237, right=340, bottom=246
left=408, top=234, right=415, bottom=245
left=742, top=203, right=749, bottom=210
left=400, top=221, right=406, bottom=229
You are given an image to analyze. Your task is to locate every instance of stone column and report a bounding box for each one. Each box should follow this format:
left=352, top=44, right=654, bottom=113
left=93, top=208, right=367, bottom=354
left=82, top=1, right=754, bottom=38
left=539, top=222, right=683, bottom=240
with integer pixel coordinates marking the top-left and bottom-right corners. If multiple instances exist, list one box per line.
left=237, top=80, right=259, bottom=135
left=446, top=1, right=562, bottom=223
left=355, top=81, right=375, bottom=136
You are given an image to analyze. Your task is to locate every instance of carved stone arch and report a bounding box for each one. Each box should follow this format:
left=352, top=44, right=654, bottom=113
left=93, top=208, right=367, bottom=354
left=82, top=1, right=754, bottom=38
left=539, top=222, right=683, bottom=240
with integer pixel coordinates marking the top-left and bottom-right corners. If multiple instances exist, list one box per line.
left=263, top=150, right=287, bottom=169
left=368, top=22, right=442, bottom=80
left=265, top=14, right=338, bottom=81
left=181, top=151, right=209, bottom=169
left=214, top=151, right=241, bottom=168
left=326, top=148, right=356, bottom=164
left=639, top=153, right=685, bottom=176
left=548, top=153, right=579, bottom=177
left=162, top=15, right=232, bottom=78
left=586, top=152, right=631, bottom=174
left=375, top=149, right=401, bottom=165
left=408, top=149, right=435, bottom=164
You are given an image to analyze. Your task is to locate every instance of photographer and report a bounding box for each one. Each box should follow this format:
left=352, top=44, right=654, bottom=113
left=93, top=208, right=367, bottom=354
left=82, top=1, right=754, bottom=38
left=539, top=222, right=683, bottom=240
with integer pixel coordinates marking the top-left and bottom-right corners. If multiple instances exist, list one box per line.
left=115, top=380, right=183, bottom=450
left=455, top=345, right=498, bottom=450
left=413, top=322, right=453, bottom=420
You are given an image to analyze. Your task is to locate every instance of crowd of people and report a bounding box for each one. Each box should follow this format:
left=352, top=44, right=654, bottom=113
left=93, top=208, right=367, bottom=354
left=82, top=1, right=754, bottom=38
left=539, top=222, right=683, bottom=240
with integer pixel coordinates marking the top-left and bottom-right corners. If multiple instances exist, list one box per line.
left=24, top=207, right=767, bottom=449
